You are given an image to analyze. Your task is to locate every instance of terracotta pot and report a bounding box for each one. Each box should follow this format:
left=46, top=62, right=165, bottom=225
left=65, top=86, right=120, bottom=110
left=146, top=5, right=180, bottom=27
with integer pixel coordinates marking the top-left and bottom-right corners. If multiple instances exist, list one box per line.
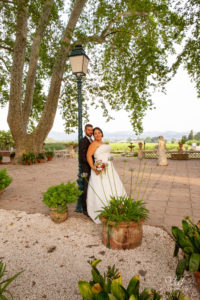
left=38, top=159, right=45, bottom=163
left=49, top=207, right=68, bottom=223
left=47, top=156, right=53, bottom=161
left=101, top=217, right=145, bottom=250
left=0, top=189, right=4, bottom=195
left=194, top=271, right=200, bottom=292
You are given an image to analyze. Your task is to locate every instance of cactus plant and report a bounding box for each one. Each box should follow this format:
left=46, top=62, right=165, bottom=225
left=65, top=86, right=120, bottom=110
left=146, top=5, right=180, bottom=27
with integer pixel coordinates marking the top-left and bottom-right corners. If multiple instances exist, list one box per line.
left=172, top=216, right=200, bottom=280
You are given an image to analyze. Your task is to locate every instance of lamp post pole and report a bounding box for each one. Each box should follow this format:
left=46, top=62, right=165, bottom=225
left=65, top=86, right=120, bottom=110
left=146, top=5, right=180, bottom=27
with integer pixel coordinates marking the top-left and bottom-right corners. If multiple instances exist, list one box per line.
left=76, top=75, right=83, bottom=212
left=69, top=44, right=90, bottom=213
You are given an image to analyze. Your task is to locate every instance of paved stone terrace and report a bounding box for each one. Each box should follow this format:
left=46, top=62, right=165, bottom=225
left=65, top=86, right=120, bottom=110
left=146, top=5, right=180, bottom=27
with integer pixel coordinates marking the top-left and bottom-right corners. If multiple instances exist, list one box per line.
left=0, top=158, right=199, bottom=233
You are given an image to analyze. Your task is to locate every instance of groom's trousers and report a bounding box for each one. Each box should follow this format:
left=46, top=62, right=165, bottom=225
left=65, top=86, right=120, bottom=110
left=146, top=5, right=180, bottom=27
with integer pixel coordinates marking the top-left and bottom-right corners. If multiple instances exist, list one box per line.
left=81, top=172, right=90, bottom=213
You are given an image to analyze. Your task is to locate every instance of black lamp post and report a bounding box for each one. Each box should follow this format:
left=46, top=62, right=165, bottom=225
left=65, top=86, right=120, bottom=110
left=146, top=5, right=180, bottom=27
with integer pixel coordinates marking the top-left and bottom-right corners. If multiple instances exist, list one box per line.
left=69, top=45, right=90, bottom=212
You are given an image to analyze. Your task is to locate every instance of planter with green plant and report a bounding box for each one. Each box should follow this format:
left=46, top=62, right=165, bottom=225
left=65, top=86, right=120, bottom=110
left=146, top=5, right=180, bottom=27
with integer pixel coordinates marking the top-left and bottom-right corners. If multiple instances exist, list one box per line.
left=0, top=154, right=2, bottom=164
left=9, top=151, right=15, bottom=161
left=78, top=259, right=190, bottom=300
left=0, top=168, right=12, bottom=195
left=37, top=152, right=46, bottom=163
left=22, top=152, right=36, bottom=165
left=84, top=160, right=151, bottom=250
left=42, top=181, right=82, bottom=223
left=172, top=216, right=200, bottom=291
left=45, top=150, right=54, bottom=161
left=0, top=259, right=23, bottom=299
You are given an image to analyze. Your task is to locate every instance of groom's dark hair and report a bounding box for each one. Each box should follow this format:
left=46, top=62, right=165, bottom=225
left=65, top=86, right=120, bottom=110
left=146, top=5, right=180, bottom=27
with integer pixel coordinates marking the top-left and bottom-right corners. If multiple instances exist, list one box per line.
left=85, top=124, right=93, bottom=129
left=93, top=127, right=104, bottom=137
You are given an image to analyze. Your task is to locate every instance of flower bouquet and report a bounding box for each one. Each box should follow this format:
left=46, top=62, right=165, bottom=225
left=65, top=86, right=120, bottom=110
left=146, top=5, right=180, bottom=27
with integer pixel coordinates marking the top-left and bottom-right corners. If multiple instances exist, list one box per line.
left=94, top=160, right=107, bottom=174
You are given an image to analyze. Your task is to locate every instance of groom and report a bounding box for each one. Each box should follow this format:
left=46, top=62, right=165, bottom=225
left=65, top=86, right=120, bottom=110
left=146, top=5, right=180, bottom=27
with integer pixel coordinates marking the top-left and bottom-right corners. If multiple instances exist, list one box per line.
left=79, top=124, right=93, bottom=215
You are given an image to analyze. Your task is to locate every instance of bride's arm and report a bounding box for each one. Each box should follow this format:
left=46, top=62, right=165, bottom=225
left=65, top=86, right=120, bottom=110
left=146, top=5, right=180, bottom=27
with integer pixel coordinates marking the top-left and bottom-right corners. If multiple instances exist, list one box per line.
left=87, top=142, right=99, bottom=174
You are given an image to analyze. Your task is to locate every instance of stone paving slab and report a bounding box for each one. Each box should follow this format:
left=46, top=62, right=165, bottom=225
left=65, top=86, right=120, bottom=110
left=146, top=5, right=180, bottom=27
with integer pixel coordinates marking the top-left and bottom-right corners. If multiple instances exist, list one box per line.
left=0, top=158, right=200, bottom=233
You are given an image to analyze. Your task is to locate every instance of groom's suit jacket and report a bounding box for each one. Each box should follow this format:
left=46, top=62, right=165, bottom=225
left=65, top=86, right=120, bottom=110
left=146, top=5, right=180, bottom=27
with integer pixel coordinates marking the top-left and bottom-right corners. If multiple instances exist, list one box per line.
left=79, top=136, right=91, bottom=174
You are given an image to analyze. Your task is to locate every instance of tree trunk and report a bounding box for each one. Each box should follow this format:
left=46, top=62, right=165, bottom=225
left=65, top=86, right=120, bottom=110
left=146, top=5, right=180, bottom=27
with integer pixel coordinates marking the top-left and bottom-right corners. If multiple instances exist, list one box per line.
left=8, top=0, right=87, bottom=163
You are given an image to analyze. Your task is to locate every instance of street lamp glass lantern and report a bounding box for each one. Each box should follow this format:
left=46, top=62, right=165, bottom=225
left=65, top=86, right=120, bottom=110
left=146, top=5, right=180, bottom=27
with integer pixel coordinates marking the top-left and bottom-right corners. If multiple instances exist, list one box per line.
left=69, top=45, right=89, bottom=76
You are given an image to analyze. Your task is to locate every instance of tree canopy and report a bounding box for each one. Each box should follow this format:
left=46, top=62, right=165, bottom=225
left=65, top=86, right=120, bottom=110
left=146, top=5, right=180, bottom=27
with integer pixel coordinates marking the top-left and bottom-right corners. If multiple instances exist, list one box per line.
left=0, top=0, right=199, bottom=139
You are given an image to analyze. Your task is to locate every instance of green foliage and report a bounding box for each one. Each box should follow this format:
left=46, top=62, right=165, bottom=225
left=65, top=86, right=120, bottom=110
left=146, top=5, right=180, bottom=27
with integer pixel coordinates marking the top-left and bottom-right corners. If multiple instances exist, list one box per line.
left=194, top=132, right=200, bottom=141
left=37, top=152, right=45, bottom=160
left=78, top=259, right=190, bottom=300
left=0, top=131, right=14, bottom=150
left=0, top=168, right=12, bottom=190
left=44, top=143, right=66, bottom=151
left=185, top=140, right=200, bottom=146
left=179, top=138, right=186, bottom=145
left=1, top=0, right=196, bottom=137
left=172, top=217, right=200, bottom=280
left=187, top=130, right=194, bottom=141
left=9, top=152, right=15, bottom=158
left=22, top=152, right=36, bottom=164
left=110, top=143, right=179, bottom=151
left=0, top=260, right=23, bottom=299
left=45, top=150, right=55, bottom=157
left=166, top=290, right=190, bottom=300
left=97, top=196, right=149, bottom=225
left=42, top=182, right=82, bottom=210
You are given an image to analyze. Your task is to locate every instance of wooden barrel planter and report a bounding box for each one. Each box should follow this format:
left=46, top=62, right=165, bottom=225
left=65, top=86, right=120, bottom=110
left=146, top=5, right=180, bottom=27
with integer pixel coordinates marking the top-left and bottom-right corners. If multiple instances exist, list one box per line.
left=101, top=218, right=145, bottom=250
left=194, top=271, right=200, bottom=292
left=49, top=207, right=68, bottom=223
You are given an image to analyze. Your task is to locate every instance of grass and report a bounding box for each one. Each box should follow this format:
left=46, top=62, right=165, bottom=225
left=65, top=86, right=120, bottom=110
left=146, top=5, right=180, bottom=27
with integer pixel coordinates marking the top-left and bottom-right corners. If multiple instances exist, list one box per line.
left=44, top=142, right=190, bottom=152
left=110, top=143, right=181, bottom=151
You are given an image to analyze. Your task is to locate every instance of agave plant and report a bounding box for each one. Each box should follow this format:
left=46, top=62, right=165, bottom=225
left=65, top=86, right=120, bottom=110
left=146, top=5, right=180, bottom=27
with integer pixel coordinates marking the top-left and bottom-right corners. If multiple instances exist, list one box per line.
left=172, top=216, right=200, bottom=280
left=0, top=260, right=23, bottom=299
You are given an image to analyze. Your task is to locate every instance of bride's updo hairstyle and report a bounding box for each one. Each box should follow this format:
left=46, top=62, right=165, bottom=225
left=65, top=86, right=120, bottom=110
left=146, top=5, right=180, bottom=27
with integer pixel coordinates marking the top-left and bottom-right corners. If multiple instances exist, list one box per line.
left=93, top=127, right=103, bottom=137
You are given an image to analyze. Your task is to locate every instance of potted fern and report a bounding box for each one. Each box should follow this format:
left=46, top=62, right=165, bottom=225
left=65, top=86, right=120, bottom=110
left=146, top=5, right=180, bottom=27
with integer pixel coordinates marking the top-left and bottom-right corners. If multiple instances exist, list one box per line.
left=42, top=181, right=82, bottom=223
left=0, top=168, right=12, bottom=195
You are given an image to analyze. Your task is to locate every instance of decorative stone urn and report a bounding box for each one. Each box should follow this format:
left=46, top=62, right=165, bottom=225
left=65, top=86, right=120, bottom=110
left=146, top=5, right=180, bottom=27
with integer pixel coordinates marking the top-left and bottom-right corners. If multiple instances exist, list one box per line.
left=101, top=217, right=145, bottom=250
left=178, top=142, right=184, bottom=153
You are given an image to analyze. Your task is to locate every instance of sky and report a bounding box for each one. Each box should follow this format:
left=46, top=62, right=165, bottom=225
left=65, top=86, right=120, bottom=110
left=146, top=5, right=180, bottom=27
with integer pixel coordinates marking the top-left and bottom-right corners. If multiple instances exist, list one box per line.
left=0, top=66, right=199, bottom=135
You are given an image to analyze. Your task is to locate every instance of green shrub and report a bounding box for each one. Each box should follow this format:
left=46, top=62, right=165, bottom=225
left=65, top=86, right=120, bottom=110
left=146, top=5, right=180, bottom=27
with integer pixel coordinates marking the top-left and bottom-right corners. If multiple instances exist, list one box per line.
left=186, top=140, right=200, bottom=146
left=0, top=260, right=23, bottom=299
left=42, top=182, right=82, bottom=211
left=9, top=152, right=15, bottom=158
left=45, top=150, right=55, bottom=157
left=22, top=152, right=36, bottom=164
left=37, top=153, right=45, bottom=160
left=0, top=169, right=12, bottom=190
left=44, top=143, right=66, bottom=150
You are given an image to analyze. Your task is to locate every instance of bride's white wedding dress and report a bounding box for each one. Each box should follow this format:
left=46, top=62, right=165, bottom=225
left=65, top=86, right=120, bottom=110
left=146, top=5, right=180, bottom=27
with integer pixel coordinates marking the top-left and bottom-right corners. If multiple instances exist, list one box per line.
left=87, top=144, right=126, bottom=224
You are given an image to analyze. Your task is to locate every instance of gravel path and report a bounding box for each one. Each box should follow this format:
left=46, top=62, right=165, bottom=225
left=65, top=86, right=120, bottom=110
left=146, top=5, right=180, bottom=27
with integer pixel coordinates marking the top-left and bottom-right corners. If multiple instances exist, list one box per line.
left=0, top=209, right=198, bottom=300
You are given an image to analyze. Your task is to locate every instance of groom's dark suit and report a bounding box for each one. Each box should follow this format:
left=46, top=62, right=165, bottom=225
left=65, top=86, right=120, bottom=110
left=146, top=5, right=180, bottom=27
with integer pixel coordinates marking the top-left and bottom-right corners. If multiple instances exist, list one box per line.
left=79, top=136, right=92, bottom=213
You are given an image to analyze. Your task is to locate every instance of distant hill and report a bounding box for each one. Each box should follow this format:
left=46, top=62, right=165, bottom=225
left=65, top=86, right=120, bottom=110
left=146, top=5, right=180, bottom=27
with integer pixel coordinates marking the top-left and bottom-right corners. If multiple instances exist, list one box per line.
left=48, top=130, right=190, bottom=142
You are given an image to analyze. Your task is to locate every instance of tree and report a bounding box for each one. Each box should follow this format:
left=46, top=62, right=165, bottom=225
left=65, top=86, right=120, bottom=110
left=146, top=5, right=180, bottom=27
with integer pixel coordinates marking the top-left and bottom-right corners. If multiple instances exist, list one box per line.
left=0, top=0, right=197, bottom=162
left=194, top=131, right=200, bottom=141
left=187, top=130, right=194, bottom=140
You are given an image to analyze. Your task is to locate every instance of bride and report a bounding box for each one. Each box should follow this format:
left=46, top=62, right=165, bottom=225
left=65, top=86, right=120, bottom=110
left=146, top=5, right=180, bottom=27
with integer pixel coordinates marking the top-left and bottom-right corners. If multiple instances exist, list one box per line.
left=86, top=127, right=126, bottom=224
